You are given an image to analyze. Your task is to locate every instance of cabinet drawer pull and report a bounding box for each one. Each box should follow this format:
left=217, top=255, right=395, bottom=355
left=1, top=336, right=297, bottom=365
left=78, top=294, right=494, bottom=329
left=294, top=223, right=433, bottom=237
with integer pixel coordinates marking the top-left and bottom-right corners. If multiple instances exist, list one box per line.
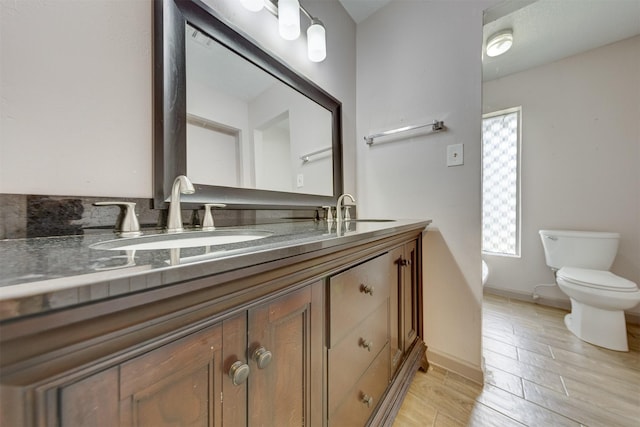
left=360, top=284, right=374, bottom=296
left=252, top=346, right=273, bottom=369
left=360, top=338, right=373, bottom=352
left=228, top=361, right=250, bottom=385
left=362, top=394, right=374, bottom=408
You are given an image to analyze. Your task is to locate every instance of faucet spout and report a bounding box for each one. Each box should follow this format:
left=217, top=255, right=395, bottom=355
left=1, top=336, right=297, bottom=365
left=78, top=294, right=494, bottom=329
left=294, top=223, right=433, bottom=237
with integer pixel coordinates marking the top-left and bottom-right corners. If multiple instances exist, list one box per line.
left=336, top=193, right=356, bottom=223
left=167, top=175, right=195, bottom=233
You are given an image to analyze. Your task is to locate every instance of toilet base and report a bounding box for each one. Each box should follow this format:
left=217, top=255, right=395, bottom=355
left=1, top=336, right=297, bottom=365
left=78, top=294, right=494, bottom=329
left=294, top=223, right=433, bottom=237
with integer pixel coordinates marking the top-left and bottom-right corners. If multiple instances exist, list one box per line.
left=565, top=299, right=629, bottom=351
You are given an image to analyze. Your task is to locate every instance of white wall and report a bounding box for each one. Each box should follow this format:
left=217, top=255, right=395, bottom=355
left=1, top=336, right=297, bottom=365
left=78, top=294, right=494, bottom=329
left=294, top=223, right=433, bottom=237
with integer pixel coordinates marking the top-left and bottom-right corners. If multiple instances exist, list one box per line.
left=483, top=35, right=640, bottom=317
left=187, top=79, right=248, bottom=187
left=0, top=0, right=356, bottom=198
left=0, top=0, right=152, bottom=197
left=249, top=82, right=333, bottom=196
left=255, top=120, right=292, bottom=192
left=357, top=0, right=494, bottom=382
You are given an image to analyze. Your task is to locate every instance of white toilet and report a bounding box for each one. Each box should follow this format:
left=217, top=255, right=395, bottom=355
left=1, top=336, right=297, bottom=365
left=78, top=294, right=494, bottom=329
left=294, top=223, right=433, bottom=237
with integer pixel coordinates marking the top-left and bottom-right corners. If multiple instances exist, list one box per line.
left=539, top=229, right=640, bottom=351
left=482, top=259, right=489, bottom=286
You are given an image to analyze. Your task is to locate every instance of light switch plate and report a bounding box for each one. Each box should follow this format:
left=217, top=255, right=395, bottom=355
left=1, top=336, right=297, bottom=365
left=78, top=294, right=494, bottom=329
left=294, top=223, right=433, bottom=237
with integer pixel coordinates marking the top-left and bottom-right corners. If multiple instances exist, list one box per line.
left=296, top=173, right=304, bottom=188
left=447, top=143, right=464, bottom=167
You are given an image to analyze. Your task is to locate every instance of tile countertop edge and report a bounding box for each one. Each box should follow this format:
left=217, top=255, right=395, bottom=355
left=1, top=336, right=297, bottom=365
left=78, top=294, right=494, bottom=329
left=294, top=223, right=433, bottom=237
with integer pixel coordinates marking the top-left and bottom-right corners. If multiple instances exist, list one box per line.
left=0, top=219, right=431, bottom=321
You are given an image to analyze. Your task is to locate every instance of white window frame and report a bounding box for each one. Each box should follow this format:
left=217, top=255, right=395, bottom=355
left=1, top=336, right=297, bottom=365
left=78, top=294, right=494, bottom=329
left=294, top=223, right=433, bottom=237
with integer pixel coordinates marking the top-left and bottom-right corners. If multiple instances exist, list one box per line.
left=481, top=106, right=522, bottom=258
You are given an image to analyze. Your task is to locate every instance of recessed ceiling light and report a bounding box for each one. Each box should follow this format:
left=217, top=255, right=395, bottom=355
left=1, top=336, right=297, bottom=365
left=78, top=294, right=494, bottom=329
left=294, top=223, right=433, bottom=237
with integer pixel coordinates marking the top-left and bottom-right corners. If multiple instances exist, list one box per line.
left=486, top=29, right=513, bottom=57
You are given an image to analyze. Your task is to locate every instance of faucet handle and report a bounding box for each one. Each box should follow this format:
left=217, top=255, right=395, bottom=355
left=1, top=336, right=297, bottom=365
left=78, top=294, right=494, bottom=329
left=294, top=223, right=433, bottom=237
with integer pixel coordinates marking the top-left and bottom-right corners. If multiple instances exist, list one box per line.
left=344, top=206, right=351, bottom=221
left=322, top=206, right=334, bottom=222
left=94, top=201, right=141, bottom=237
left=202, top=203, right=226, bottom=230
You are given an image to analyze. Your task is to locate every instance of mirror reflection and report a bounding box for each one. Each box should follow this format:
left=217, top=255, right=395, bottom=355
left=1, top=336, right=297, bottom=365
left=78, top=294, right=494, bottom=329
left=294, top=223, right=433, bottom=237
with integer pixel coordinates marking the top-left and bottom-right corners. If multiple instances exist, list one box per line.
left=185, top=24, right=333, bottom=196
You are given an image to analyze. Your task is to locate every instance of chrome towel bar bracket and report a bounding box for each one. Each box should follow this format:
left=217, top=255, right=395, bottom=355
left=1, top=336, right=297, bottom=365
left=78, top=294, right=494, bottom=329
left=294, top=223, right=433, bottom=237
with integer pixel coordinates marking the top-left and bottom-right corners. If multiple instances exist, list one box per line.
left=365, top=120, right=446, bottom=145
left=300, top=146, right=332, bottom=163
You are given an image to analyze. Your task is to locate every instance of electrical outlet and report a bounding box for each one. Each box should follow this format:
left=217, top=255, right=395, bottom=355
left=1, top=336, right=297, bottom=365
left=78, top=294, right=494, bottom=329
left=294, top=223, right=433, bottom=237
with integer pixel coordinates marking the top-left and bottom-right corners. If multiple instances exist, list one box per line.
left=296, top=173, right=304, bottom=188
left=447, top=144, right=464, bottom=167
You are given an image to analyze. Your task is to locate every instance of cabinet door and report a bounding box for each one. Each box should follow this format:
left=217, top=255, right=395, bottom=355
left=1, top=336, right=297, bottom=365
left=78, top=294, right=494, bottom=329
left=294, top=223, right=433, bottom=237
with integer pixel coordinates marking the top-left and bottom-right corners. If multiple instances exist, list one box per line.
left=247, top=282, right=322, bottom=427
left=58, top=367, right=120, bottom=426
left=401, top=240, right=419, bottom=352
left=119, top=324, right=223, bottom=427
left=389, top=246, right=404, bottom=375
left=222, top=314, right=248, bottom=427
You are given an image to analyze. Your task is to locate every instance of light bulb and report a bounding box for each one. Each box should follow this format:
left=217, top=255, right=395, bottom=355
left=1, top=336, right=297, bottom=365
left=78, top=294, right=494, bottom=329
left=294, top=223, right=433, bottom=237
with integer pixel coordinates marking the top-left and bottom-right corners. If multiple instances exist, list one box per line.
left=307, top=18, right=326, bottom=62
left=486, top=29, right=513, bottom=57
left=241, top=0, right=264, bottom=12
left=278, top=0, right=300, bottom=40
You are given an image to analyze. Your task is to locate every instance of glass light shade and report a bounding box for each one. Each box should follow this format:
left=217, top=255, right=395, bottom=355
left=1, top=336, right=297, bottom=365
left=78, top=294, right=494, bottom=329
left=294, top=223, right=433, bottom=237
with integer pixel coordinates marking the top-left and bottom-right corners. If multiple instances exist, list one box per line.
left=278, top=0, right=300, bottom=40
left=307, top=19, right=326, bottom=62
left=241, top=0, right=264, bottom=12
left=486, top=30, right=513, bottom=57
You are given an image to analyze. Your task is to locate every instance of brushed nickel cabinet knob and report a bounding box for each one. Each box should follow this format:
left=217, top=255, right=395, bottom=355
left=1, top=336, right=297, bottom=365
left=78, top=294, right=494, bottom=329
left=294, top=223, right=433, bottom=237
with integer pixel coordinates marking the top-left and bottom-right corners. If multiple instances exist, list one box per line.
left=362, top=394, right=374, bottom=408
left=252, top=346, right=273, bottom=369
left=228, top=360, right=250, bottom=385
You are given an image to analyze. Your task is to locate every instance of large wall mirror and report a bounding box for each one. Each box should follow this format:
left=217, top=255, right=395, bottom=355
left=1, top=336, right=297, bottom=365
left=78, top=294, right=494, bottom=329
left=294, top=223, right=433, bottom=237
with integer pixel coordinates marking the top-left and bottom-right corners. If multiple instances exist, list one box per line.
left=154, top=0, right=343, bottom=209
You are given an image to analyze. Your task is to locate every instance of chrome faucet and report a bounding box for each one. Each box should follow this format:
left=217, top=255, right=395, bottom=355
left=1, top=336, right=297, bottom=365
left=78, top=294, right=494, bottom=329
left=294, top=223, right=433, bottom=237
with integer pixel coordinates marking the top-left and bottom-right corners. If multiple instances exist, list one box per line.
left=167, top=175, right=195, bottom=233
left=93, top=201, right=141, bottom=237
left=336, top=193, right=356, bottom=223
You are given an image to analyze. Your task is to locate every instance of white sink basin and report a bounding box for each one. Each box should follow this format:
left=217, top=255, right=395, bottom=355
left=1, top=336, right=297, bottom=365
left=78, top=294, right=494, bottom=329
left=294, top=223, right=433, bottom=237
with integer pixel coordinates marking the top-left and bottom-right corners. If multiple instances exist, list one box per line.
left=90, top=229, right=272, bottom=251
left=350, top=219, right=396, bottom=222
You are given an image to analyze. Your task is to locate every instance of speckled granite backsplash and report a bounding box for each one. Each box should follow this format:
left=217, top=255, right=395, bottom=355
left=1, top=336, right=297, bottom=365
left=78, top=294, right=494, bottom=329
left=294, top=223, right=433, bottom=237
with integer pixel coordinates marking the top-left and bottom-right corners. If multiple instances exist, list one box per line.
left=0, top=194, right=321, bottom=240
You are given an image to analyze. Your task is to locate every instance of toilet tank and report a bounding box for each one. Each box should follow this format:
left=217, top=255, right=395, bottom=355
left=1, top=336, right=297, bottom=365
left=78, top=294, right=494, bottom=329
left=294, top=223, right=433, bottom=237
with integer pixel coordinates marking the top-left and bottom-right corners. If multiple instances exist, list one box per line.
left=539, top=230, right=620, bottom=270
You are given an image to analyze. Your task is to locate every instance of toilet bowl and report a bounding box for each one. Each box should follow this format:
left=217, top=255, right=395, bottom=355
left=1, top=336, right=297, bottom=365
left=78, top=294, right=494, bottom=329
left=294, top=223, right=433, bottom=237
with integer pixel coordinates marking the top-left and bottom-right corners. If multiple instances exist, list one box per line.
left=539, top=230, right=640, bottom=351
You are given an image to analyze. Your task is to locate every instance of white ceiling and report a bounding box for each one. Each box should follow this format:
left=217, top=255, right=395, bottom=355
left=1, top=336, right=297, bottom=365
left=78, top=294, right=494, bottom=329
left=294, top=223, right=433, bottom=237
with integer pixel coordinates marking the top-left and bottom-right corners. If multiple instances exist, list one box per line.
left=338, top=0, right=640, bottom=81
left=483, top=0, right=640, bottom=81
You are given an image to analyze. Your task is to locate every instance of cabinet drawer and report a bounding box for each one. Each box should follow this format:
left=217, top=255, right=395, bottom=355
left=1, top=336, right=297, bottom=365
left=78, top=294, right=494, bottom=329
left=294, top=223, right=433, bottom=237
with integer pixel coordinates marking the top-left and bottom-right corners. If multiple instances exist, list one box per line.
left=328, top=343, right=390, bottom=427
left=329, top=252, right=394, bottom=347
left=328, top=301, right=389, bottom=416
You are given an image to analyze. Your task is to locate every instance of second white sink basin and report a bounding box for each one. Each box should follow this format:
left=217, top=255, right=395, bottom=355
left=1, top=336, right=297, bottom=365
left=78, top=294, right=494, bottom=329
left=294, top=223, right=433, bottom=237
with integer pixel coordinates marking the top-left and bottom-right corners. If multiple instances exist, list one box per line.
left=90, top=229, right=273, bottom=251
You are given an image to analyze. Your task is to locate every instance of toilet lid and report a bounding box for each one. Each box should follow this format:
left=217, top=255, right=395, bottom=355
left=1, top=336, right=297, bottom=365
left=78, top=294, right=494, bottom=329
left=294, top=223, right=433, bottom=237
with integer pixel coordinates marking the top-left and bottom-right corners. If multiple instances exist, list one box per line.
left=557, top=267, right=638, bottom=292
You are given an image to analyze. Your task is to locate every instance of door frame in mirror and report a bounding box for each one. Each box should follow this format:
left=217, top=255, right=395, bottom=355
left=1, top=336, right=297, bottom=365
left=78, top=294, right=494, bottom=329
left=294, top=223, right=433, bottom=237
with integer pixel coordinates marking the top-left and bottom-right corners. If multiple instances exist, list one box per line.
left=154, top=0, right=343, bottom=209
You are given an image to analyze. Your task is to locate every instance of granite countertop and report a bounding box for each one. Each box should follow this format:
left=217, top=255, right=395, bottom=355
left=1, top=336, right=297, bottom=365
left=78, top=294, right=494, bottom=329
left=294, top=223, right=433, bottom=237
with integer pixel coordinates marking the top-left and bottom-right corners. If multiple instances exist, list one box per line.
left=0, top=219, right=430, bottom=321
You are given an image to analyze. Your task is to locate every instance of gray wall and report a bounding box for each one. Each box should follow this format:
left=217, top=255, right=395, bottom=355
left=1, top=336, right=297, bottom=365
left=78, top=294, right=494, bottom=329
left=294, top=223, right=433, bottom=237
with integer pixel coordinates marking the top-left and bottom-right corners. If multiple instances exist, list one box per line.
left=356, top=0, right=496, bottom=381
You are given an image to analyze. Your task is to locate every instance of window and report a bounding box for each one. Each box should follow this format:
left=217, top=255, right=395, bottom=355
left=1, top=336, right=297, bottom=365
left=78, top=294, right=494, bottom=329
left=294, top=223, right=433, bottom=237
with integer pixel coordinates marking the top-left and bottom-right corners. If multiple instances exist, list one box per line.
left=482, top=107, right=521, bottom=256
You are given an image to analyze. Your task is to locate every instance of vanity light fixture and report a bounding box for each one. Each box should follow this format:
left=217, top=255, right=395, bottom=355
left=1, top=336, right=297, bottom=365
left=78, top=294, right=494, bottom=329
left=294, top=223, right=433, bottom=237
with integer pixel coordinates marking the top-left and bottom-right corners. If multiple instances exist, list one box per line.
left=278, top=0, right=301, bottom=40
left=486, top=29, right=513, bottom=57
left=241, top=0, right=327, bottom=62
left=307, top=18, right=326, bottom=62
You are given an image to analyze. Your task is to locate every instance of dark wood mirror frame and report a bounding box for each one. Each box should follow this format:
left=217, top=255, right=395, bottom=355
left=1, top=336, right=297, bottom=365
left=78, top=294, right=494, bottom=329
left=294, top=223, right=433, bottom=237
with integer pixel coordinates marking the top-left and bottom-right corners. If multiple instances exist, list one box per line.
left=153, top=0, right=343, bottom=209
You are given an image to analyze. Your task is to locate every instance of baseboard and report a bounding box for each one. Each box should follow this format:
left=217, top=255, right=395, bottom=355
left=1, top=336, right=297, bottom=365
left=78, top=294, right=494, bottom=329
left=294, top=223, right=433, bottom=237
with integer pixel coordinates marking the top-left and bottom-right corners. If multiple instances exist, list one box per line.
left=426, top=348, right=484, bottom=385
left=483, top=286, right=640, bottom=325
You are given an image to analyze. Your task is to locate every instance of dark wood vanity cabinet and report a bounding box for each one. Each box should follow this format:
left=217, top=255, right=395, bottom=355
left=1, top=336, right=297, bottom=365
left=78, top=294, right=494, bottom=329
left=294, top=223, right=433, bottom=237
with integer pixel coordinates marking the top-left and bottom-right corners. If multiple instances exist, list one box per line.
left=400, top=239, right=419, bottom=354
left=118, top=323, right=225, bottom=426
left=51, top=322, right=225, bottom=427
left=326, top=239, right=423, bottom=427
left=327, top=252, right=394, bottom=426
left=247, top=282, right=323, bottom=426
left=8, top=284, right=322, bottom=427
left=0, top=229, right=426, bottom=427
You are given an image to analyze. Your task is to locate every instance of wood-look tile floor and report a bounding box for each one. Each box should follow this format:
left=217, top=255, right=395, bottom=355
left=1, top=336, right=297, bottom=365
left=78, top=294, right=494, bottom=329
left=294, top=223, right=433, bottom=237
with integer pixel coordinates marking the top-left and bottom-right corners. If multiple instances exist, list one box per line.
left=393, top=294, right=640, bottom=426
